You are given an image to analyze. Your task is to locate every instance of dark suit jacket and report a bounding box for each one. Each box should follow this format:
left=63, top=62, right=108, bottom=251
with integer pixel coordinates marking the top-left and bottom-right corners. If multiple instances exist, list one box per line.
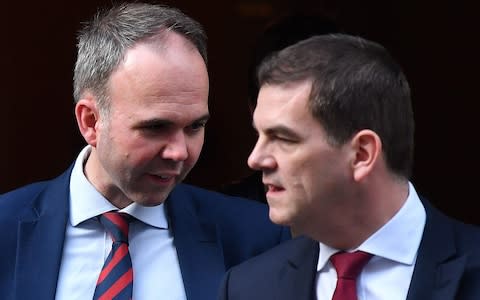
left=219, top=200, right=480, bottom=300
left=0, top=166, right=290, bottom=300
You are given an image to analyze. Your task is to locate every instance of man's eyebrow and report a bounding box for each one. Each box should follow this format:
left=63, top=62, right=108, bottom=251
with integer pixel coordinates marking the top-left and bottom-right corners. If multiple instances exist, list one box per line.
left=134, top=113, right=211, bottom=128
left=265, top=125, right=298, bottom=137
left=134, top=118, right=172, bottom=128
left=253, top=122, right=300, bottom=139
left=194, top=113, right=211, bottom=123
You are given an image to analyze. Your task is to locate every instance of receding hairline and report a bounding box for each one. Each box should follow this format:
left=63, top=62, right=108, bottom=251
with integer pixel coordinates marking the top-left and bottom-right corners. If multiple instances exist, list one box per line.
left=140, top=29, right=205, bottom=59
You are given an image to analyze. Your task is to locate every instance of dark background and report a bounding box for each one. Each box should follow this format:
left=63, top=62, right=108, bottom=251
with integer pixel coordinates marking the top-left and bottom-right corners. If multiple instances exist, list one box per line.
left=1, top=0, right=478, bottom=224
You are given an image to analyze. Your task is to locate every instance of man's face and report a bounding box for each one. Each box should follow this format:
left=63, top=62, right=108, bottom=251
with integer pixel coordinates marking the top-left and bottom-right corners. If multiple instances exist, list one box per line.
left=248, top=80, right=352, bottom=233
left=87, top=33, right=209, bottom=208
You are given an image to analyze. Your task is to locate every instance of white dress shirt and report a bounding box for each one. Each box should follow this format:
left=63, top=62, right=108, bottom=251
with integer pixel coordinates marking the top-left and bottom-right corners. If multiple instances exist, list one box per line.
left=316, top=182, right=426, bottom=300
left=55, top=146, right=187, bottom=300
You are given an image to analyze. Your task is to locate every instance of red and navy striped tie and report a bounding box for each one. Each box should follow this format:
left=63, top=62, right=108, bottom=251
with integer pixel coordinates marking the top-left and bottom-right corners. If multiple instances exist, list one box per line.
left=94, top=212, right=133, bottom=300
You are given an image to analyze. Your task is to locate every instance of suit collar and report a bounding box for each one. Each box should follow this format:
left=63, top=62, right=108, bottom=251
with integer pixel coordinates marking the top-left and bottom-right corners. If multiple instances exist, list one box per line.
left=14, top=167, right=72, bottom=299
left=166, top=184, right=224, bottom=300
left=406, top=199, right=466, bottom=300
left=273, top=200, right=467, bottom=300
left=276, top=236, right=319, bottom=300
left=13, top=171, right=225, bottom=300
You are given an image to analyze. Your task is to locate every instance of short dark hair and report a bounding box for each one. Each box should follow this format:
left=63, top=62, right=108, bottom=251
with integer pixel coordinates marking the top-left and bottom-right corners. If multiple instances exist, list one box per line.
left=248, top=14, right=339, bottom=107
left=257, top=34, right=414, bottom=179
left=73, top=2, right=207, bottom=115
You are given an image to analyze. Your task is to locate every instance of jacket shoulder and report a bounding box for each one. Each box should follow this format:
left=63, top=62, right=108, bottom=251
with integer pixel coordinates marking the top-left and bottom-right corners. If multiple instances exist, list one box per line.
left=230, top=236, right=317, bottom=273
left=0, top=182, right=49, bottom=218
left=0, top=166, right=73, bottom=219
left=220, top=236, right=318, bottom=300
left=170, top=183, right=291, bottom=266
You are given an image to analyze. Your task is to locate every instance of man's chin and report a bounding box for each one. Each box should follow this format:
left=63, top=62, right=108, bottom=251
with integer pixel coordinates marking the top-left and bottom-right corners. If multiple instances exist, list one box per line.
left=132, top=188, right=172, bottom=207
left=268, top=208, right=291, bottom=226
left=136, top=199, right=167, bottom=207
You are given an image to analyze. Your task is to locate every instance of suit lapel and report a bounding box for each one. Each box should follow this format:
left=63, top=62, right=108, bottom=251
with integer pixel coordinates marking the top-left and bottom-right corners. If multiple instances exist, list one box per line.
left=406, top=200, right=466, bottom=300
left=266, top=200, right=467, bottom=300
left=276, top=237, right=319, bottom=300
left=14, top=169, right=71, bottom=299
left=166, top=185, right=225, bottom=300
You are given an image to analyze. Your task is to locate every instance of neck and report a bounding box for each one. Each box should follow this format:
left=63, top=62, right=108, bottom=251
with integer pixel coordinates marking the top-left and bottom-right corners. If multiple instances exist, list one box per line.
left=310, top=173, right=409, bottom=250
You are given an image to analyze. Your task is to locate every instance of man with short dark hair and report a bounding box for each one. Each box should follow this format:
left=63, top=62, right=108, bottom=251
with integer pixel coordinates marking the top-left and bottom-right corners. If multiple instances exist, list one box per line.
left=219, top=34, right=480, bottom=300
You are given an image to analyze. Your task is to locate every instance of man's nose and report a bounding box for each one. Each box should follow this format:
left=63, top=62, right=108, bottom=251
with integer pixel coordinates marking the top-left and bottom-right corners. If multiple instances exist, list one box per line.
left=248, top=140, right=276, bottom=171
left=162, top=131, right=189, bottom=161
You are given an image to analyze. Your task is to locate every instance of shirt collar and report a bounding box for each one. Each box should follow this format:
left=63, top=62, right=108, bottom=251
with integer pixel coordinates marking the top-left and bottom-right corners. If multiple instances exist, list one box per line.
left=317, top=182, right=426, bottom=271
left=69, top=145, right=169, bottom=229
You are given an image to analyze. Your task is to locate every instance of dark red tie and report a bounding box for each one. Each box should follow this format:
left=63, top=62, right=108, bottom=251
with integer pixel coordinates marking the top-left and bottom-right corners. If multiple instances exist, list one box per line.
left=93, top=212, right=133, bottom=300
left=330, top=251, right=372, bottom=300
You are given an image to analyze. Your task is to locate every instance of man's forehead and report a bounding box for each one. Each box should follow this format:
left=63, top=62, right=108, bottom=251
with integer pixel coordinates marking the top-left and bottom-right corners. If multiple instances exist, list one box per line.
left=132, top=105, right=209, bottom=122
left=254, top=81, right=315, bottom=129
left=256, top=82, right=311, bottom=112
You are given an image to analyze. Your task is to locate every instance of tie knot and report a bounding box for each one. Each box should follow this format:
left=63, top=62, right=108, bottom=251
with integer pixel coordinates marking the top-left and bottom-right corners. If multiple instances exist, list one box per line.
left=98, top=212, right=131, bottom=243
left=330, top=251, right=372, bottom=280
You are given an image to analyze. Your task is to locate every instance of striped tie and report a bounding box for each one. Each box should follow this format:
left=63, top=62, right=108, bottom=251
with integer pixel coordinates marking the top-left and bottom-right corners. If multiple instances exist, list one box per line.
left=93, top=212, right=133, bottom=300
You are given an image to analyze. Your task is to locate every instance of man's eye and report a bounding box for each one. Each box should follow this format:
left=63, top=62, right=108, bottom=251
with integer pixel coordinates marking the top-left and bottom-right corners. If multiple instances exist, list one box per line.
left=274, top=135, right=296, bottom=144
left=139, top=123, right=170, bottom=135
left=189, top=121, right=207, bottom=131
left=144, top=124, right=165, bottom=131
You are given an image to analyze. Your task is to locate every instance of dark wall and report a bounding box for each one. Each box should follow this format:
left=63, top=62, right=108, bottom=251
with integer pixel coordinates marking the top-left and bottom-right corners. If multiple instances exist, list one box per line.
left=1, top=0, right=478, bottom=224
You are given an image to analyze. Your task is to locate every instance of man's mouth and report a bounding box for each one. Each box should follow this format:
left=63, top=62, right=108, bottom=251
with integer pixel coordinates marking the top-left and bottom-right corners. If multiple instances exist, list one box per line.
left=147, top=172, right=180, bottom=184
left=265, top=184, right=284, bottom=192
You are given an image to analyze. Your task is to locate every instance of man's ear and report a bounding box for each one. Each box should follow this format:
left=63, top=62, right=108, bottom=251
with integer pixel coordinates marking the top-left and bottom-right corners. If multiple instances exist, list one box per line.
left=75, top=95, right=100, bottom=147
left=350, top=129, right=382, bottom=182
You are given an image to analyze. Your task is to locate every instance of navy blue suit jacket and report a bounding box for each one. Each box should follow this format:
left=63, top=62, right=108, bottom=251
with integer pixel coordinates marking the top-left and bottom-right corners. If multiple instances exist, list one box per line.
left=219, top=200, right=480, bottom=300
left=0, top=166, right=290, bottom=300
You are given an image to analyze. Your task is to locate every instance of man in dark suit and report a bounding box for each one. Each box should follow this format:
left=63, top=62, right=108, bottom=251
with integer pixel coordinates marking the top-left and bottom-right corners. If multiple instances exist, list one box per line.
left=0, top=3, right=289, bottom=300
left=219, top=34, right=480, bottom=299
